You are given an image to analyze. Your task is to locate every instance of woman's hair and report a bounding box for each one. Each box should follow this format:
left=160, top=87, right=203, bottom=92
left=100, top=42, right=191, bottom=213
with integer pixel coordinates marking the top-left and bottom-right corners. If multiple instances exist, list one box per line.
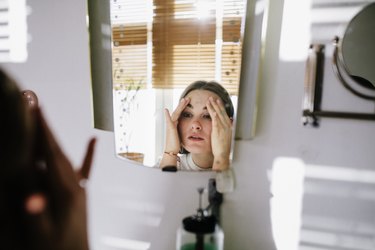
left=180, top=80, right=234, bottom=118
left=179, top=80, right=234, bottom=154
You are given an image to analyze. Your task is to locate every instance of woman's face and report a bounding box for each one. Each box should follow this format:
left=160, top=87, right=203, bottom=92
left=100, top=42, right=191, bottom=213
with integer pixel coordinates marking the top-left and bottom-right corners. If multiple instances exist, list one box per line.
left=178, top=89, right=221, bottom=155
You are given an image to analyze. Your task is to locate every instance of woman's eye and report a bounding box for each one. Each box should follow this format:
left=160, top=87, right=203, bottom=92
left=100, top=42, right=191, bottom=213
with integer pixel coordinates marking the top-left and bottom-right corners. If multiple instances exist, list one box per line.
left=203, top=114, right=211, bottom=120
left=181, top=112, right=192, bottom=118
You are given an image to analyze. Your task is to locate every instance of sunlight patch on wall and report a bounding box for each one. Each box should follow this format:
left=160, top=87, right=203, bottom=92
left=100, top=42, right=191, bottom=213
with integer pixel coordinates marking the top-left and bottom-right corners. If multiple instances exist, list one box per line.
left=101, top=236, right=151, bottom=250
left=305, top=164, right=375, bottom=184
left=270, top=157, right=305, bottom=250
left=301, top=213, right=375, bottom=250
left=311, top=6, right=362, bottom=25
left=110, top=199, right=164, bottom=227
left=0, top=0, right=28, bottom=62
left=300, top=227, right=375, bottom=250
left=279, top=0, right=311, bottom=61
left=300, top=161, right=375, bottom=250
left=98, top=187, right=165, bottom=227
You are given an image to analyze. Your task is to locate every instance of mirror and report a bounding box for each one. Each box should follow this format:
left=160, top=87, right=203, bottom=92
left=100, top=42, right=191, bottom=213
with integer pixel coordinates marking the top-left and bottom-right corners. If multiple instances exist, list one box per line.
left=110, top=0, right=248, bottom=170
left=302, top=2, right=375, bottom=126
left=340, top=2, right=375, bottom=89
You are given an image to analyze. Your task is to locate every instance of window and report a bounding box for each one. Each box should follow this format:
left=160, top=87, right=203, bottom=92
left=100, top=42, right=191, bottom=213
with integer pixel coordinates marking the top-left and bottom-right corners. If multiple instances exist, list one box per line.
left=111, top=0, right=245, bottom=95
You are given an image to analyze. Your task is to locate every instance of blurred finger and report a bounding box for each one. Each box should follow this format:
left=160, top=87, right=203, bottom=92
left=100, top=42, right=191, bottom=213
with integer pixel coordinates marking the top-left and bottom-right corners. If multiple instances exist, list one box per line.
left=35, top=108, right=77, bottom=189
left=77, top=137, right=97, bottom=181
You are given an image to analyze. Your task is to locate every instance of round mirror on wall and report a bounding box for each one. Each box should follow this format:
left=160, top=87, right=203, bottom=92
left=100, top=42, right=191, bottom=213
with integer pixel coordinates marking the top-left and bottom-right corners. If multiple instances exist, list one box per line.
left=339, top=2, right=375, bottom=90
left=302, top=1, right=375, bottom=126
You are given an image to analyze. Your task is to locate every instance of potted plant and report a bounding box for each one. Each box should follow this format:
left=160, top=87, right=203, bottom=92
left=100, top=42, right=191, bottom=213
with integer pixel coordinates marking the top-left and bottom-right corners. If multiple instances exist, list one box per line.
left=113, top=69, right=145, bottom=163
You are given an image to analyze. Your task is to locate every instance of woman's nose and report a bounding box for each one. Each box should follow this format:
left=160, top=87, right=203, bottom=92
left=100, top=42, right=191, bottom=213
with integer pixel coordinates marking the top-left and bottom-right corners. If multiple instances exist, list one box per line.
left=191, top=121, right=202, bottom=130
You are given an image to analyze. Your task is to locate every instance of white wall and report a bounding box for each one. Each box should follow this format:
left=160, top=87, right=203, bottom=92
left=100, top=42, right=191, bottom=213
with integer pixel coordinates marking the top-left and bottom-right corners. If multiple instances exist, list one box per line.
left=3, top=0, right=375, bottom=250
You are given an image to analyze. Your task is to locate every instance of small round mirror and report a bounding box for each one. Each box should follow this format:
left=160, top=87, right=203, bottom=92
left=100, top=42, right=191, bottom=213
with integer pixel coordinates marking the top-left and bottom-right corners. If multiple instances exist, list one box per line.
left=341, top=3, right=375, bottom=88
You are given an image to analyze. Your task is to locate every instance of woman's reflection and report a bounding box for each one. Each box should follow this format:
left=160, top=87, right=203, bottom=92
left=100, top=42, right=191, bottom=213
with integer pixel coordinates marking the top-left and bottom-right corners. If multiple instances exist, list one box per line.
left=160, top=80, right=234, bottom=171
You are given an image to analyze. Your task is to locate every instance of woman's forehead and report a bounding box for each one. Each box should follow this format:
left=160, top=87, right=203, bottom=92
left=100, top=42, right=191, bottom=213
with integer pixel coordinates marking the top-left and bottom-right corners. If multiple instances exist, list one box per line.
left=186, top=89, right=220, bottom=104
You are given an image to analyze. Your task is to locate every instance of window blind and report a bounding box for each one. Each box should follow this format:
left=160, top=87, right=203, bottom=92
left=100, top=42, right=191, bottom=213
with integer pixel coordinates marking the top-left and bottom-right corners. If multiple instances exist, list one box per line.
left=111, top=0, right=245, bottom=95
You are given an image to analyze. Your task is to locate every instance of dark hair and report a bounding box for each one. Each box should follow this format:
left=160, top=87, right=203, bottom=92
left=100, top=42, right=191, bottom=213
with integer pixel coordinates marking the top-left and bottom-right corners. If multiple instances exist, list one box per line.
left=180, top=80, right=234, bottom=118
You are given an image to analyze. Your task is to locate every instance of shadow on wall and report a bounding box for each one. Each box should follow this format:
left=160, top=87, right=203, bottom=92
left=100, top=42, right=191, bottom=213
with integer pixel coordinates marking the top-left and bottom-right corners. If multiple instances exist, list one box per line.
left=301, top=164, right=375, bottom=250
left=270, top=158, right=375, bottom=250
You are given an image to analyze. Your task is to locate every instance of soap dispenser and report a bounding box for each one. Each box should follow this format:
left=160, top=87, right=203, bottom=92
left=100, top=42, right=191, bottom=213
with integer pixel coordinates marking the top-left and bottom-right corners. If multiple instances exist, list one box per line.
left=176, top=187, right=224, bottom=250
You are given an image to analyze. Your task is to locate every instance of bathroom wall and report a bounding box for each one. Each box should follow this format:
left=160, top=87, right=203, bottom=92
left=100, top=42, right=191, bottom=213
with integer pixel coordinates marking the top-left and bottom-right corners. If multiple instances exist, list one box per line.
left=3, top=0, right=375, bottom=250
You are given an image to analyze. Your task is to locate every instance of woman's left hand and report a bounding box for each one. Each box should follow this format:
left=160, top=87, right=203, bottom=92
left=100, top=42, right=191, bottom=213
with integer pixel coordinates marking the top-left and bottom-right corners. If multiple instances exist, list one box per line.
left=206, top=97, right=232, bottom=171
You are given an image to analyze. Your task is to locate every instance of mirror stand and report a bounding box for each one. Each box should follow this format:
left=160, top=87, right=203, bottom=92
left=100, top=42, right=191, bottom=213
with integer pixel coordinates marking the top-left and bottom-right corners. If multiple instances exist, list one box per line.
left=302, top=40, right=375, bottom=127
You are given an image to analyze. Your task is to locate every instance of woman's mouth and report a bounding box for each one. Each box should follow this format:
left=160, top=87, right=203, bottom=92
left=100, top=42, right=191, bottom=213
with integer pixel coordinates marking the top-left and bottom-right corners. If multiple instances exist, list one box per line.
left=188, top=135, right=204, bottom=141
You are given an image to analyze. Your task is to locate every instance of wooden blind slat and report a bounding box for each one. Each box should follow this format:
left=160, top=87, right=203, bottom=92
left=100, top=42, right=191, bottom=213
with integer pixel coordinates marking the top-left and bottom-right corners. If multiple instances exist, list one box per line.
left=111, top=0, right=245, bottom=95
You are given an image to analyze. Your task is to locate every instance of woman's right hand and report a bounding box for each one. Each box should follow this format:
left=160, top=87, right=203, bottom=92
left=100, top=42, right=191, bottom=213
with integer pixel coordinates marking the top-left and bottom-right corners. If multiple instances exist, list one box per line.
left=160, top=97, right=190, bottom=168
left=163, top=97, right=190, bottom=153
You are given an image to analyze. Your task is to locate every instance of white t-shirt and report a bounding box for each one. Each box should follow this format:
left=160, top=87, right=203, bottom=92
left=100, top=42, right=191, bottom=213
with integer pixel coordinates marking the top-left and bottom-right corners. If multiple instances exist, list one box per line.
left=178, top=153, right=211, bottom=171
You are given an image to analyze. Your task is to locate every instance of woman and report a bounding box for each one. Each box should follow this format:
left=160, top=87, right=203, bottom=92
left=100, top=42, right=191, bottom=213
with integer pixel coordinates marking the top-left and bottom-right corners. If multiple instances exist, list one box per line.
left=160, top=80, right=234, bottom=171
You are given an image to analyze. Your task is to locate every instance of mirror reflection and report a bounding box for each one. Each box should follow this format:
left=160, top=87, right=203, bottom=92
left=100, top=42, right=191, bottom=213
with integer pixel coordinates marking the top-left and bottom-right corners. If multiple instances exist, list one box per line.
left=341, top=2, right=375, bottom=88
left=160, top=80, right=234, bottom=171
left=110, top=0, right=246, bottom=170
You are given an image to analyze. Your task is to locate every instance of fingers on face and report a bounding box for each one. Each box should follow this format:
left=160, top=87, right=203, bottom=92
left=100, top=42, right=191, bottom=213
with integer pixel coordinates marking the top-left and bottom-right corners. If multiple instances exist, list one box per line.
left=207, top=97, right=231, bottom=127
left=171, top=97, right=190, bottom=121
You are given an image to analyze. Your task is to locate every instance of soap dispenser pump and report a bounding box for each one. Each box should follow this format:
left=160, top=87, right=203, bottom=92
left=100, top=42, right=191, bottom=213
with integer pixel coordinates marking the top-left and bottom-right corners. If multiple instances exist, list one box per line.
left=176, top=187, right=224, bottom=250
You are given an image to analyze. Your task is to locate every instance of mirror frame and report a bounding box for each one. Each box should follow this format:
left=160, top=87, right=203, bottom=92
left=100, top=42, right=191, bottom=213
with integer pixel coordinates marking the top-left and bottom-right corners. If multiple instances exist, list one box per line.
left=87, top=0, right=114, bottom=131
left=87, top=0, right=269, bottom=168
